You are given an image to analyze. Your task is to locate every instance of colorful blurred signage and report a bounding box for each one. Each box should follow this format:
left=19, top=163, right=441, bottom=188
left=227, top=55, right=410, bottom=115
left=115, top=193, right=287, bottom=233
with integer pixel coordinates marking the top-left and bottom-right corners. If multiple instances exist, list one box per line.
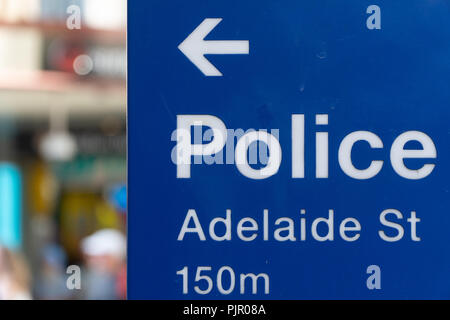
left=0, top=163, right=22, bottom=250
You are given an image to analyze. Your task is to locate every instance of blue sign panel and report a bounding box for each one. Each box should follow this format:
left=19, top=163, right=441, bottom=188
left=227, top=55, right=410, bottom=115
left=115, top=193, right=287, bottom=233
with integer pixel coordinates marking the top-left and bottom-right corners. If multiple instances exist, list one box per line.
left=128, top=0, right=450, bottom=299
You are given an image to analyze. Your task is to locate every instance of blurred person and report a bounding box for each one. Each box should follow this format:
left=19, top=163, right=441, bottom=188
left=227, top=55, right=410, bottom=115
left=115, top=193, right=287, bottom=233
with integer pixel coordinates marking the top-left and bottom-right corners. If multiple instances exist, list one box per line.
left=80, top=229, right=126, bottom=300
left=0, top=246, right=32, bottom=300
left=34, top=244, right=72, bottom=300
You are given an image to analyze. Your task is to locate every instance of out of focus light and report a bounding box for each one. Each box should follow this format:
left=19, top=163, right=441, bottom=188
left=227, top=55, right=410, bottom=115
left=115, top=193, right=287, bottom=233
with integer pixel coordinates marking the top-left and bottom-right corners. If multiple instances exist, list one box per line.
left=39, top=131, right=77, bottom=162
left=0, top=164, right=22, bottom=250
left=73, top=54, right=93, bottom=76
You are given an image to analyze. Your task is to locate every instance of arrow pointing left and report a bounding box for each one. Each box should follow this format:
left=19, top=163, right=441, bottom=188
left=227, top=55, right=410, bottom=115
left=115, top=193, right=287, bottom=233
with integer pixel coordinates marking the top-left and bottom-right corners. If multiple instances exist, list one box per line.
left=178, top=18, right=250, bottom=76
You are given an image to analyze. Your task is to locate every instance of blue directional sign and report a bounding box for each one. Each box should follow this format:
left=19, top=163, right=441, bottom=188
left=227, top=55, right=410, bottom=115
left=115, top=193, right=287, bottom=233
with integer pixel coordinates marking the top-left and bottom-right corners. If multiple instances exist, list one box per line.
left=128, top=0, right=450, bottom=299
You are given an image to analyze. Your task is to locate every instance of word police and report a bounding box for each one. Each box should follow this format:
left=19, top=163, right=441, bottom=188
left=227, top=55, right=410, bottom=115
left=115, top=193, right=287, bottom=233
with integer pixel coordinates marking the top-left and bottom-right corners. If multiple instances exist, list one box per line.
left=174, top=114, right=437, bottom=180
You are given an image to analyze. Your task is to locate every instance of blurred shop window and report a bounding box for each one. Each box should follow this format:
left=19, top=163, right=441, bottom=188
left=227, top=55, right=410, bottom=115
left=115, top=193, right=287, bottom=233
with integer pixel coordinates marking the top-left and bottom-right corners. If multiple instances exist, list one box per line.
left=0, top=28, right=42, bottom=72
left=0, top=0, right=126, bottom=300
left=0, top=0, right=126, bottom=27
left=0, top=0, right=40, bottom=22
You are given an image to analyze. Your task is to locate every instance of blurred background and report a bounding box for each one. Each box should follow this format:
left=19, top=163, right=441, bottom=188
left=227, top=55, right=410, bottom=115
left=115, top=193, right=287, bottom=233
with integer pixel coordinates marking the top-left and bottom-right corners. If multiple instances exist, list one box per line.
left=0, top=0, right=126, bottom=299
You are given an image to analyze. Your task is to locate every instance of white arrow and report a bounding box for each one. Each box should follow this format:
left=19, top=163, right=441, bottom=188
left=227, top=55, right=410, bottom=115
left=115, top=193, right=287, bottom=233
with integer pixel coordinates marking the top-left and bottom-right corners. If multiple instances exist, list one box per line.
left=178, top=18, right=249, bottom=76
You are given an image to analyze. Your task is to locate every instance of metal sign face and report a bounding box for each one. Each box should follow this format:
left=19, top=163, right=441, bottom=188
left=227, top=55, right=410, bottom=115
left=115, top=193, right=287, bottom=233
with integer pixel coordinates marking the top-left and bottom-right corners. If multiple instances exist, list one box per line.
left=128, top=0, right=450, bottom=299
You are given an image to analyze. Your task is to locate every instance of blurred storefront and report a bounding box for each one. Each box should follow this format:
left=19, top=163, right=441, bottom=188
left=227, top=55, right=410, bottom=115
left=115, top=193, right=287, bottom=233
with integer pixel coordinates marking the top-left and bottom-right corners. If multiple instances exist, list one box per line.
left=0, top=0, right=126, bottom=299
